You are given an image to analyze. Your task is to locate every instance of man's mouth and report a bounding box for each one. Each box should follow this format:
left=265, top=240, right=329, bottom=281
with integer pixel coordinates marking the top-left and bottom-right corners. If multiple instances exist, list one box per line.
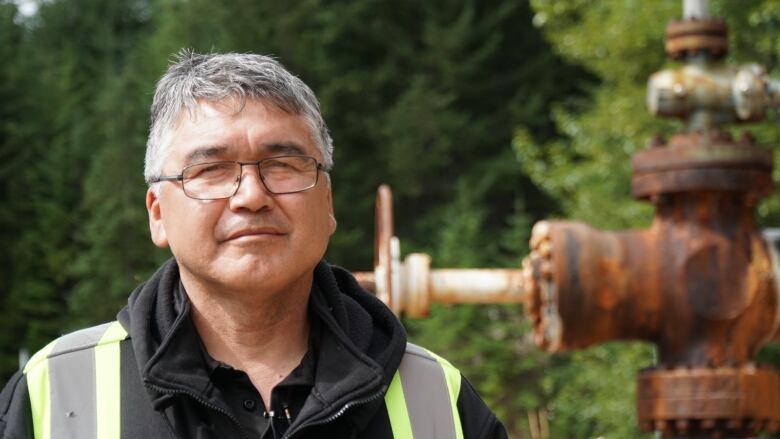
left=222, top=227, right=286, bottom=242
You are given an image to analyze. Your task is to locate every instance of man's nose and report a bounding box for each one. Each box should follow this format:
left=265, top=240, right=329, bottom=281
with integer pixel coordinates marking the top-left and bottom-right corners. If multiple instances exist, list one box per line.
left=228, top=165, right=274, bottom=211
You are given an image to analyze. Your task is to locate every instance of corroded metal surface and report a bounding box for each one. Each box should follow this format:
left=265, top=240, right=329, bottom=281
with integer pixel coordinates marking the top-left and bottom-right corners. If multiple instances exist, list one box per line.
left=524, top=204, right=780, bottom=364
left=525, top=149, right=780, bottom=436
left=647, top=63, right=780, bottom=127
left=647, top=64, right=733, bottom=121
left=665, top=19, right=727, bottom=59
left=632, top=131, right=773, bottom=201
left=637, top=366, right=780, bottom=437
left=523, top=2, right=780, bottom=436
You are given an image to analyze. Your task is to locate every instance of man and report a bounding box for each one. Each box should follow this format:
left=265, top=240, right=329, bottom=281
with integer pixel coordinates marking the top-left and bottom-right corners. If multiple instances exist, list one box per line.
left=0, top=51, right=507, bottom=438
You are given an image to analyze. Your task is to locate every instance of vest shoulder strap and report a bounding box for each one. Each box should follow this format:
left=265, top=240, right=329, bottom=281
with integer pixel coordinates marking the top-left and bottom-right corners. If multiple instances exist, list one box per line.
left=24, top=321, right=128, bottom=439
left=385, top=342, right=465, bottom=439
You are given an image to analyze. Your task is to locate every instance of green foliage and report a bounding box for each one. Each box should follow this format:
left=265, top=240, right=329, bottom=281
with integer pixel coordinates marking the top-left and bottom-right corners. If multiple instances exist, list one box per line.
left=1, top=0, right=155, bottom=369
left=68, top=46, right=171, bottom=326
left=541, top=343, right=655, bottom=438
left=0, top=0, right=24, bottom=374
left=519, top=0, right=678, bottom=229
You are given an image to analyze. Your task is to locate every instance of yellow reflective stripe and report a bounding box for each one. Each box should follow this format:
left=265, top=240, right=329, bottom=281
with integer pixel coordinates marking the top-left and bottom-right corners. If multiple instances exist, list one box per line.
left=385, top=371, right=413, bottom=439
left=98, top=321, right=128, bottom=345
left=425, top=349, right=464, bottom=439
left=94, top=322, right=126, bottom=439
left=24, top=339, right=57, bottom=439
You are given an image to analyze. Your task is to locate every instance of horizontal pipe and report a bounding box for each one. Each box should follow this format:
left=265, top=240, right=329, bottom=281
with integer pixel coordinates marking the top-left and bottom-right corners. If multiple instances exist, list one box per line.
left=429, top=269, right=524, bottom=304
left=353, top=268, right=525, bottom=315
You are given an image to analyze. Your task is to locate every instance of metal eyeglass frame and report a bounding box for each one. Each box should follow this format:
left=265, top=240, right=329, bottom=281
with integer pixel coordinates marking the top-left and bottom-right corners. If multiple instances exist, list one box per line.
left=149, top=155, right=326, bottom=200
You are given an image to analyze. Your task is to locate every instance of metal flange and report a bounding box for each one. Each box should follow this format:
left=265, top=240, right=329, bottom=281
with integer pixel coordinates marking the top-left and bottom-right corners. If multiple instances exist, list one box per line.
left=666, top=18, right=728, bottom=59
left=638, top=365, right=780, bottom=437
left=631, top=132, right=773, bottom=201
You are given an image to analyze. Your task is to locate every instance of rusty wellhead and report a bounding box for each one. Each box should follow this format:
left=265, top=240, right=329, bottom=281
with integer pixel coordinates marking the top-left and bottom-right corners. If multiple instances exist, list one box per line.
left=523, top=0, right=780, bottom=437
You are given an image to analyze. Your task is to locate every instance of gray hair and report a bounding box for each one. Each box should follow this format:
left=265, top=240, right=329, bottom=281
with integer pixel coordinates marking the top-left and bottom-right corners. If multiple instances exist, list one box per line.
left=144, top=50, right=333, bottom=184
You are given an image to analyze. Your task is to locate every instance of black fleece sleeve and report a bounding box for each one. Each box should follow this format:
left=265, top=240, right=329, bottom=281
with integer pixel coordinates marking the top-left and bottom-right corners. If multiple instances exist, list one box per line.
left=0, top=371, right=33, bottom=439
left=456, top=375, right=508, bottom=439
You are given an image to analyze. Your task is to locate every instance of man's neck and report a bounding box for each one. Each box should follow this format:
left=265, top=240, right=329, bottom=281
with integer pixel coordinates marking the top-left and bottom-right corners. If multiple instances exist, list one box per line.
left=182, top=274, right=312, bottom=406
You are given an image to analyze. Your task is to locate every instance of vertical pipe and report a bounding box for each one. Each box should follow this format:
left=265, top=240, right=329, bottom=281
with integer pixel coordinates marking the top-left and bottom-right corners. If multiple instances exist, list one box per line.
left=683, top=0, right=709, bottom=19
left=375, top=185, right=394, bottom=306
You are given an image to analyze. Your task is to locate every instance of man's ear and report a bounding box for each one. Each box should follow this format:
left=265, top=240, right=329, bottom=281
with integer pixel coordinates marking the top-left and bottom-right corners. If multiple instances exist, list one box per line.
left=146, top=187, right=169, bottom=248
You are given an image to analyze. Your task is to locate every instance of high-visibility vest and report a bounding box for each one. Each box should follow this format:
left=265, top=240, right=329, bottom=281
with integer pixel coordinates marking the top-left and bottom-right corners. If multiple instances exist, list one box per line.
left=24, top=321, right=464, bottom=439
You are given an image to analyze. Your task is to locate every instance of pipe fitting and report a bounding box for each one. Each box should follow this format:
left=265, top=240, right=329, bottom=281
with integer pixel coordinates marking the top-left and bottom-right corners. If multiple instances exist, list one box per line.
left=648, top=64, right=780, bottom=128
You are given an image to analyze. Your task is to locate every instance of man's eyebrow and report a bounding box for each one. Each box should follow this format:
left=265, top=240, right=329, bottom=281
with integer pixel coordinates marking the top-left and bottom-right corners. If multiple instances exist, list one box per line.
left=184, top=145, right=230, bottom=165
left=265, top=142, right=307, bottom=156
left=184, top=142, right=309, bottom=165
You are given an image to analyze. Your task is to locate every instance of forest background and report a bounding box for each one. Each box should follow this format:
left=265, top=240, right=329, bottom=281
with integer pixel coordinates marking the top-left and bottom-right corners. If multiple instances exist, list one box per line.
left=2, top=0, right=780, bottom=437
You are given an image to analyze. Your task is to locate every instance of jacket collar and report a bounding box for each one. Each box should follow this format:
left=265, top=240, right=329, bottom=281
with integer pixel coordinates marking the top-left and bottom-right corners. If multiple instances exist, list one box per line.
left=117, top=259, right=407, bottom=430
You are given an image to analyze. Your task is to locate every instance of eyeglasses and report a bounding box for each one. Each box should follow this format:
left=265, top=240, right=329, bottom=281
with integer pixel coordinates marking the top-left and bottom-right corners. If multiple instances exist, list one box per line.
left=150, top=155, right=325, bottom=200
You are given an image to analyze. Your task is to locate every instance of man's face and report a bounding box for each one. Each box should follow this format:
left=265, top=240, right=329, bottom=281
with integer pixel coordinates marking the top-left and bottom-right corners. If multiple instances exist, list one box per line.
left=146, top=98, right=337, bottom=296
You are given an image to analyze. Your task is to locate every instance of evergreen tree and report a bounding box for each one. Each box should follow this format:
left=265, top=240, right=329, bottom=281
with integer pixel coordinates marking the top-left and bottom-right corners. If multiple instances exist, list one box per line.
left=68, top=41, right=170, bottom=326
left=0, top=0, right=26, bottom=375
left=0, top=0, right=153, bottom=379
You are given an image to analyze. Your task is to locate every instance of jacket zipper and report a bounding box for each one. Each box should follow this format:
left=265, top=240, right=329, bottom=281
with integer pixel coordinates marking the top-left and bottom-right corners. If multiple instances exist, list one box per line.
left=146, top=383, right=253, bottom=439
left=281, top=385, right=387, bottom=439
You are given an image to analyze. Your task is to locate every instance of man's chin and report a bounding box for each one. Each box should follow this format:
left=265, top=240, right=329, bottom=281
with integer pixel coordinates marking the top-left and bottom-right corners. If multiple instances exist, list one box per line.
left=215, top=260, right=310, bottom=291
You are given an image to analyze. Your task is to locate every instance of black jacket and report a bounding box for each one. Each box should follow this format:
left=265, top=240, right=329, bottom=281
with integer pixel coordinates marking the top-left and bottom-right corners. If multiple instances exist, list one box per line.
left=0, top=259, right=507, bottom=438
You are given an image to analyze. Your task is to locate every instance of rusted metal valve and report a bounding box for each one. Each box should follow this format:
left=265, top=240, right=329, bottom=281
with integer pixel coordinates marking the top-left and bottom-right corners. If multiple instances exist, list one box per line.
left=353, top=185, right=524, bottom=317
left=523, top=2, right=780, bottom=437
left=353, top=2, right=780, bottom=436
